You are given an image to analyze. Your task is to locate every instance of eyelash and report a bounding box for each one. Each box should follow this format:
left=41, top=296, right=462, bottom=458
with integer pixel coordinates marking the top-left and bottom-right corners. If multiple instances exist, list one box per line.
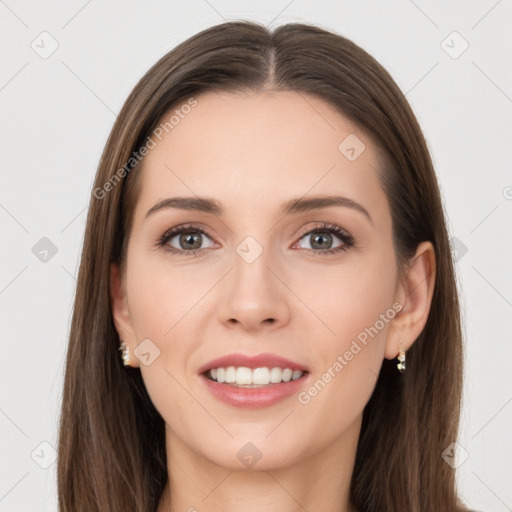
left=156, top=222, right=355, bottom=257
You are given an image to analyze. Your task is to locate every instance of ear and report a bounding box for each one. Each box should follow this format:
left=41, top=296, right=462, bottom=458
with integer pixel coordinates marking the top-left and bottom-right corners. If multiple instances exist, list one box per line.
left=384, top=241, right=436, bottom=359
left=110, top=263, right=139, bottom=367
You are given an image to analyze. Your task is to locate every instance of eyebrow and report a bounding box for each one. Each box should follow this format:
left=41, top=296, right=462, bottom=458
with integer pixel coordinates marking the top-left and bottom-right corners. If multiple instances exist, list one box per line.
left=144, top=195, right=373, bottom=224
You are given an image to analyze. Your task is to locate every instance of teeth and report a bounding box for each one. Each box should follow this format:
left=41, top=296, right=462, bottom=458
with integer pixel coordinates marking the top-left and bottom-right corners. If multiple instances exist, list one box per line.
left=225, top=366, right=236, bottom=383
left=253, top=367, right=270, bottom=385
left=206, top=366, right=304, bottom=386
left=216, top=368, right=226, bottom=383
left=281, top=369, right=293, bottom=382
left=236, top=367, right=252, bottom=385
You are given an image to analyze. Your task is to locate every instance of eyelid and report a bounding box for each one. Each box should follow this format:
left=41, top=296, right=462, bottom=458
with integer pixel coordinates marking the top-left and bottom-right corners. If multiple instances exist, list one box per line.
left=155, top=223, right=216, bottom=254
left=156, top=221, right=355, bottom=255
left=291, top=222, right=355, bottom=252
left=293, top=222, right=353, bottom=243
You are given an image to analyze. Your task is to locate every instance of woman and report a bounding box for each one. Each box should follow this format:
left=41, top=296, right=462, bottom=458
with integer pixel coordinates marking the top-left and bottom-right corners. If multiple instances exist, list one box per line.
left=57, top=20, right=472, bottom=512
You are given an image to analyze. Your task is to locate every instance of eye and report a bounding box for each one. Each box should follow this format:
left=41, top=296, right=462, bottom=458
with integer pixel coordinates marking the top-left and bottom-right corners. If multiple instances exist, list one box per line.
left=156, top=224, right=216, bottom=256
left=294, top=223, right=355, bottom=255
left=156, top=222, right=355, bottom=257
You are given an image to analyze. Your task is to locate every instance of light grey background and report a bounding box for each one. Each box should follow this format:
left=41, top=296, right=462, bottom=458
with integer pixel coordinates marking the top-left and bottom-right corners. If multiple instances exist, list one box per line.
left=1, top=1, right=511, bottom=510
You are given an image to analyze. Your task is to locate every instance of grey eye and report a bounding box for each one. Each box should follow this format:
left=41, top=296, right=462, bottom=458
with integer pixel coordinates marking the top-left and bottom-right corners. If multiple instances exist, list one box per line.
left=169, top=231, right=214, bottom=251
left=297, top=231, right=343, bottom=251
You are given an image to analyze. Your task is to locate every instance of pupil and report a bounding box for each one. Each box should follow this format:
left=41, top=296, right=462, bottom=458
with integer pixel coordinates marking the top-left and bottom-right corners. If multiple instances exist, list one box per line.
left=180, top=233, right=201, bottom=250
left=311, top=233, right=332, bottom=250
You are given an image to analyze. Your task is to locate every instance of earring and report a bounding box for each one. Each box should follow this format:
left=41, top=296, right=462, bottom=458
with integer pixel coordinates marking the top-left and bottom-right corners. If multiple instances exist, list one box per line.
left=118, top=341, right=130, bottom=367
left=397, top=349, right=406, bottom=373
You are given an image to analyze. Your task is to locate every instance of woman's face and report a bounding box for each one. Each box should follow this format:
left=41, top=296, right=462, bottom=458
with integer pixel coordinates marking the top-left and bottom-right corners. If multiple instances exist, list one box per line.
left=112, top=90, right=406, bottom=470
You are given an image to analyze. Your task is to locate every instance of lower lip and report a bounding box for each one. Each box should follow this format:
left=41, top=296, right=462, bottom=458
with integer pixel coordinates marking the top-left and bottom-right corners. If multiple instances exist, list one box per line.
left=199, top=373, right=309, bottom=408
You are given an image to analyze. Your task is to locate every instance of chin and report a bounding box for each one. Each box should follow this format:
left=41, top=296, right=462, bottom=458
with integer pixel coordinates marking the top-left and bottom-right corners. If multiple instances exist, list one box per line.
left=191, top=434, right=310, bottom=472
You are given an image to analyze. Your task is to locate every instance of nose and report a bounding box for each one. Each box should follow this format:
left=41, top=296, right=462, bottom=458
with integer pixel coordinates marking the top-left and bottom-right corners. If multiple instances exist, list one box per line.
left=216, top=244, right=291, bottom=332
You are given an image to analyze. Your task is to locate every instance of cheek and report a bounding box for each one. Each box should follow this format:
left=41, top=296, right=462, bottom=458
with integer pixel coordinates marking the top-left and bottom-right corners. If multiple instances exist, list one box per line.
left=292, top=251, right=397, bottom=404
left=125, top=251, right=197, bottom=338
left=124, top=258, right=203, bottom=419
left=292, top=251, right=397, bottom=346
left=124, top=253, right=212, bottom=379
left=126, top=273, right=170, bottom=339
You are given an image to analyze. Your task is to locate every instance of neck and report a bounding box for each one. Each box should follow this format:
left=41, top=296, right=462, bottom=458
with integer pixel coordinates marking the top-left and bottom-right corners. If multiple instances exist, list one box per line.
left=157, top=415, right=361, bottom=512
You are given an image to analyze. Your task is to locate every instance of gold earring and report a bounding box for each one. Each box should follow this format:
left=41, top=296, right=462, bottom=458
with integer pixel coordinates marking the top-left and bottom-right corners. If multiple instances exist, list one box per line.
left=119, top=341, right=130, bottom=367
left=397, top=349, right=406, bottom=373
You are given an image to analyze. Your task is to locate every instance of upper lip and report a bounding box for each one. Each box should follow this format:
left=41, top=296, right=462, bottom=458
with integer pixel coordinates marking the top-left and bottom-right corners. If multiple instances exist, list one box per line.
left=198, top=352, right=309, bottom=374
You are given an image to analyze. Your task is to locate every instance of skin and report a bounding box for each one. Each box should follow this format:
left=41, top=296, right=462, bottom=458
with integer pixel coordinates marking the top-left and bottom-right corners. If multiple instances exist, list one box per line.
left=110, top=90, right=436, bottom=512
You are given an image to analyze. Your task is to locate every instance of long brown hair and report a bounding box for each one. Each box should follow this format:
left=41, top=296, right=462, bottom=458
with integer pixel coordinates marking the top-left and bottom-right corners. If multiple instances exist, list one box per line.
left=57, top=20, right=469, bottom=511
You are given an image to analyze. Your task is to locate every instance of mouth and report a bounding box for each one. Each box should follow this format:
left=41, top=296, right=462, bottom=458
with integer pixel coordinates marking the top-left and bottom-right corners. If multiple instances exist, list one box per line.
left=197, top=352, right=310, bottom=407
left=202, top=366, right=308, bottom=388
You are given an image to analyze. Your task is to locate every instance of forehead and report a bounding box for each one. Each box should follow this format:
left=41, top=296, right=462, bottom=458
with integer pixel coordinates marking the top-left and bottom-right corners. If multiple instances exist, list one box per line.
left=134, top=90, right=388, bottom=221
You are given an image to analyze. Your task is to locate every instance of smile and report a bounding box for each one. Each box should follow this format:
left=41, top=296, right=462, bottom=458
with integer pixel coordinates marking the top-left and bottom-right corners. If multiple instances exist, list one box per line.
left=205, top=366, right=304, bottom=387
